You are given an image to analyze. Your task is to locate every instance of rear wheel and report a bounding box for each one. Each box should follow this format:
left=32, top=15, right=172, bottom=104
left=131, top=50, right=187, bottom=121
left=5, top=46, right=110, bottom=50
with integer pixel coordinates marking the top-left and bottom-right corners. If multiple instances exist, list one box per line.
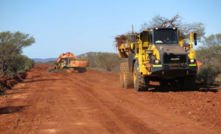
left=133, top=61, right=149, bottom=91
left=159, top=80, right=168, bottom=87
left=179, top=75, right=196, bottom=91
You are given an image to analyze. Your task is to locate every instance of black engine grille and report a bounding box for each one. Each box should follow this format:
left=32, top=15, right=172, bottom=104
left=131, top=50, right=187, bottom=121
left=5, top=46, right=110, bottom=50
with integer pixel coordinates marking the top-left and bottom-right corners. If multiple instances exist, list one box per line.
left=163, top=54, right=186, bottom=64
left=164, top=64, right=187, bottom=69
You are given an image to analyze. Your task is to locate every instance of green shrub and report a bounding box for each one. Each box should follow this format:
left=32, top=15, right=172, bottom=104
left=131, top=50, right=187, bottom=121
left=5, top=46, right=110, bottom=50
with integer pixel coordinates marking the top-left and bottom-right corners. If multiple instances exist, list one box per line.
left=44, top=61, right=56, bottom=65
left=4, top=55, right=35, bottom=76
left=24, top=66, right=30, bottom=71
left=83, top=52, right=127, bottom=73
left=54, top=69, right=66, bottom=72
left=196, top=65, right=218, bottom=85
left=0, top=90, right=5, bottom=95
left=37, top=61, right=56, bottom=65
left=46, top=68, right=55, bottom=72
left=215, top=74, right=221, bottom=83
left=218, top=85, right=221, bottom=91
left=46, top=68, right=66, bottom=73
left=35, top=62, right=43, bottom=64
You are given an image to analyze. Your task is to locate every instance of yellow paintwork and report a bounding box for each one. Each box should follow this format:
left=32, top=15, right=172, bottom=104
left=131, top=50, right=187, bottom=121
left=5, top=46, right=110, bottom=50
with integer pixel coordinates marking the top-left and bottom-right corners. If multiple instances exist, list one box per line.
left=189, top=64, right=197, bottom=66
left=118, top=43, right=130, bottom=58
left=179, top=36, right=184, bottom=47
left=153, top=65, right=162, bottom=67
left=117, top=29, right=197, bottom=76
left=61, top=59, right=65, bottom=67
left=182, top=33, right=196, bottom=59
left=188, top=32, right=196, bottom=59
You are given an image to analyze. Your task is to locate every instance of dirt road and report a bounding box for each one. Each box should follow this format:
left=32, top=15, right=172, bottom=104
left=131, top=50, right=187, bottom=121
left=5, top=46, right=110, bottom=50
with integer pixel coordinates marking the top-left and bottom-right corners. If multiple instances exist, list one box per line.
left=0, top=64, right=221, bottom=134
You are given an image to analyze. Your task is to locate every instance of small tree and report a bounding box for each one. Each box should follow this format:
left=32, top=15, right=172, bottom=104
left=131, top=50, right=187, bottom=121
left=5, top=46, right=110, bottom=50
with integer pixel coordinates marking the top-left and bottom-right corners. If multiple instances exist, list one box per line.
left=85, top=52, right=126, bottom=72
left=196, top=33, right=221, bottom=73
left=9, top=55, right=27, bottom=74
left=140, top=13, right=205, bottom=40
left=196, top=65, right=217, bottom=85
left=196, top=33, right=221, bottom=84
left=0, top=31, right=35, bottom=76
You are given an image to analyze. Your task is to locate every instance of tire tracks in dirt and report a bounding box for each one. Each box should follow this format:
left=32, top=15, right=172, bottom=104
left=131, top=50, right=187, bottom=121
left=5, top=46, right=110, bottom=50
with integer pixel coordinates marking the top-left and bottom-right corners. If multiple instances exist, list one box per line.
left=73, top=71, right=221, bottom=134
left=72, top=80, right=158, bottom=134
left=1, top=65, right=221, bottom=134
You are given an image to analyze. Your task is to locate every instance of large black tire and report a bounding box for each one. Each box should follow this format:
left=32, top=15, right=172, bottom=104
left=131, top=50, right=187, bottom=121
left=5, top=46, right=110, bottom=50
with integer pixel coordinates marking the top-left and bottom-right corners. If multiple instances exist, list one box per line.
left=120, top=63, right=124, bottom=88
left=179, top=75, right=196, bottom=91
left=78, top=68, right=87, bottom=73
left=133, top=61, right=149, bottom=91
left=159, top=80, right=167, bottom=87
left=123, top=62, right=133, bottom=88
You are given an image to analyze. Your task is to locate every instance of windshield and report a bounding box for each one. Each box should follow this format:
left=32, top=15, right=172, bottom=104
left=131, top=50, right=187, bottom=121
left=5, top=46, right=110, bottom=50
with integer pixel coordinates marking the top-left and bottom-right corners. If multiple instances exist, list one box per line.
left=154, top=29, right=178, bottom=44
left=183, top=39, right=194, bottom=44
left=183, top=39, right=189, bottom=44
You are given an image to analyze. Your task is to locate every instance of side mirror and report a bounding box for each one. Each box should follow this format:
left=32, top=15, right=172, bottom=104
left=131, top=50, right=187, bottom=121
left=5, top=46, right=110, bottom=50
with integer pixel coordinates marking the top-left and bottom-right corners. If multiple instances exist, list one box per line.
left=149, top=34, right=152, bottom=43
left=194, top=33, right=197, bottom=46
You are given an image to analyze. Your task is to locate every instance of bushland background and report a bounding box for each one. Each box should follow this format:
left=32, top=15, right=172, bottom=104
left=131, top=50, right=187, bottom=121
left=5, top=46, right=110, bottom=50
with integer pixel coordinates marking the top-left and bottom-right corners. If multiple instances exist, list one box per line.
left=1, top=14, right=221, bottom=86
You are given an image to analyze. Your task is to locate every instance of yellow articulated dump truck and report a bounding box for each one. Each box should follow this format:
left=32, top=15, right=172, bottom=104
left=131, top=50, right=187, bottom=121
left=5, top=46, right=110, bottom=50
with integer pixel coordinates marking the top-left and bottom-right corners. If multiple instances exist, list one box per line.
left=118, top=26, right=201, bottom=91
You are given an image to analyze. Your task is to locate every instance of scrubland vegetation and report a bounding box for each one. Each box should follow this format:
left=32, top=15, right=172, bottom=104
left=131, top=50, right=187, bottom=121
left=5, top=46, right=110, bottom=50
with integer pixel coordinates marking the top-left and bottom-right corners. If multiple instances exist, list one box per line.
left=0, top=31, right=35, bottom=77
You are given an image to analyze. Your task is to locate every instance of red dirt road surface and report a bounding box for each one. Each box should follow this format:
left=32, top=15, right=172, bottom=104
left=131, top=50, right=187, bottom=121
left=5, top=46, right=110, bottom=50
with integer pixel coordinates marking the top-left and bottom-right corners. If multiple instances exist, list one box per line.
left=0, top=64, right=221, bottom=134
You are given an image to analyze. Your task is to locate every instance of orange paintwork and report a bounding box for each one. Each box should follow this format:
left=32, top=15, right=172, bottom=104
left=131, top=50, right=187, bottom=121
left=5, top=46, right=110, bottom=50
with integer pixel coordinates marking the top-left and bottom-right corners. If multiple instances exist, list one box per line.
left=56, top=52, right=76, bottom=64
left=196, top=60, right=202, bottom=69
left=70, top=61, right=89, bottom=67
left=55, top=52, right=89, bottom=68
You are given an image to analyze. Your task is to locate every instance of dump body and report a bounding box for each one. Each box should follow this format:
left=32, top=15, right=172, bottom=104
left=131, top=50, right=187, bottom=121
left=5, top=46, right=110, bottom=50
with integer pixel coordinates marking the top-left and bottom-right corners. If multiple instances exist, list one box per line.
left=118, top=27, right=201, bottom=91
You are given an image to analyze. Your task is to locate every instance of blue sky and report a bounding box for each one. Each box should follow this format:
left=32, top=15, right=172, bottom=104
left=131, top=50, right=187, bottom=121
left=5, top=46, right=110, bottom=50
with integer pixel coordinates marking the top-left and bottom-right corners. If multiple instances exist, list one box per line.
left=1, top=0, right=221, bottom=58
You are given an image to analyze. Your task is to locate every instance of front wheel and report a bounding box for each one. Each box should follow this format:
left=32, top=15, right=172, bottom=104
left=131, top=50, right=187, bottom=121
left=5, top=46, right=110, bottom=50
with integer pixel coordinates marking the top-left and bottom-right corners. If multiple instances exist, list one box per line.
left=133, top=61, right=149, bottom=91
left=179, top=75, right=196, bottom=91
left=119, top=63, right=124, bottom=88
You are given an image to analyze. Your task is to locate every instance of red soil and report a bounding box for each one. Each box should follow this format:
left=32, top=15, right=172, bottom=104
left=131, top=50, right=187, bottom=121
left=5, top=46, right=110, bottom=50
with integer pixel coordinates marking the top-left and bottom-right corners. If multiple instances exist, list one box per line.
left=0, top=64, right=220, bottom=134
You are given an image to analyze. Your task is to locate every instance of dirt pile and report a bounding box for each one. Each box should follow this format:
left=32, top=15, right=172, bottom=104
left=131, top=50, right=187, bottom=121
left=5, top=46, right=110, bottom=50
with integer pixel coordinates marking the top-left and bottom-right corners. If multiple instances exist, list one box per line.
left=0, top=71, right=28, bottom=90
left=114, top=34, right=127, bottom=48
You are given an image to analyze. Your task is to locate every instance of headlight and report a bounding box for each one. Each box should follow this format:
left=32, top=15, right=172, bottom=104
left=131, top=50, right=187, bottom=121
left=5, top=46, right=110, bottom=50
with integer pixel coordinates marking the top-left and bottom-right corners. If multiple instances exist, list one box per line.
left=190, top=59, right=194, bottom=63
left=155, top=60, right=159, bottom=64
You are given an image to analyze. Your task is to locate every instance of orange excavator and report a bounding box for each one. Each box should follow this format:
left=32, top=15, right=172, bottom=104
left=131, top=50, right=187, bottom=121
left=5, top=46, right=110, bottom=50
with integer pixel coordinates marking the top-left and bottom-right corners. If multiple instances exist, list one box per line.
left=54, top=52, right=89, bottom=73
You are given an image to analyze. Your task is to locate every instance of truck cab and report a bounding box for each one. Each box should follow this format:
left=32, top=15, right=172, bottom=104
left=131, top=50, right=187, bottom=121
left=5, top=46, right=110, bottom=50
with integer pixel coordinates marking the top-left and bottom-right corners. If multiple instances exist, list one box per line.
left=118, top=27, right=199, bottom=91
left=144, top=27, right=197, bottom=78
